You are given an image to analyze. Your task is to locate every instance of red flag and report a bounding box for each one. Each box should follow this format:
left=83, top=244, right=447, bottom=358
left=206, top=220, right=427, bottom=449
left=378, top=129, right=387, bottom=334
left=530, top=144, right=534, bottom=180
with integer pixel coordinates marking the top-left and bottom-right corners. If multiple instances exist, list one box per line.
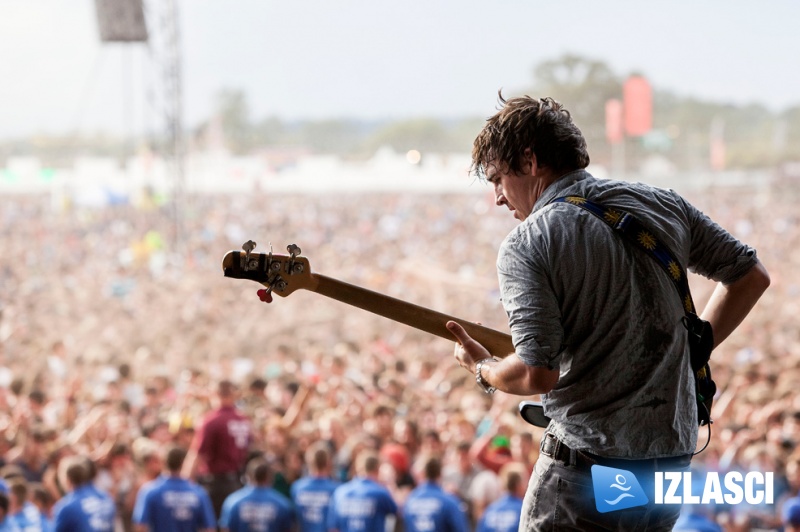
left=605, top=99, right=624, bottom=144
left=623, top=76, right=652, bottom=137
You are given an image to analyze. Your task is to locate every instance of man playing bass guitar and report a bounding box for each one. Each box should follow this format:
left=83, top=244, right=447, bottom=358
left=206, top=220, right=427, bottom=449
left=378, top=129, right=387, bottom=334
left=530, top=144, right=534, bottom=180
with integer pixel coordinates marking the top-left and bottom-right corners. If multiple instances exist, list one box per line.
left=447, top=95, right=770, bottom=531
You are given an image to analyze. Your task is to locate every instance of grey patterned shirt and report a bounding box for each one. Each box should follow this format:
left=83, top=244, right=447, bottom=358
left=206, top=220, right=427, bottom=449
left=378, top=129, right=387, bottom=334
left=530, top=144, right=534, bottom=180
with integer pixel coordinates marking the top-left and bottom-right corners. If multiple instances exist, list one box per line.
left=498, top=170, right=758, bottom=458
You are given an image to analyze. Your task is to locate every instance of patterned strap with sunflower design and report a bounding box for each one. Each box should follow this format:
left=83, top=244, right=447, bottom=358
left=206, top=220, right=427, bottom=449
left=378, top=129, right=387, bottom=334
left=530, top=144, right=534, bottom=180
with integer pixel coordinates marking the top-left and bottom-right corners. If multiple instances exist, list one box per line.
left=551, top=195, right=717, bottom=429
left=550, top=195, right=697, bottom=315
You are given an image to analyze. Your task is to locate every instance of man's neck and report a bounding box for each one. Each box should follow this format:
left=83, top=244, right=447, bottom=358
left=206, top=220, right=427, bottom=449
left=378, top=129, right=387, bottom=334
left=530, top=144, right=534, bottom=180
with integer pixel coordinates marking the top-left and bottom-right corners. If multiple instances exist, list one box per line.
left=521, top=166, right=562, bottom=217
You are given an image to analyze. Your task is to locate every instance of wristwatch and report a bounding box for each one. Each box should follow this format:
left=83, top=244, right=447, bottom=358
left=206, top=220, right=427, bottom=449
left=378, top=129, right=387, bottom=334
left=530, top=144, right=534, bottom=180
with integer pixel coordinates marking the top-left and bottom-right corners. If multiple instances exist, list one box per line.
left=475, top=358, right=497, bottom=394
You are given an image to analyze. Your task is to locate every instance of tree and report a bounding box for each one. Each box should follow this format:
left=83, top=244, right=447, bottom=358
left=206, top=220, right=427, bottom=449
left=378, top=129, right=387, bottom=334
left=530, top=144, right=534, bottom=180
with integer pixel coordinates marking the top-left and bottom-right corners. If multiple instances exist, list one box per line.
left=216, top=89, right=254, bottom=154
left=522, top=54, right=623, bottom=166
left=363, top=119, right=454, bottom=154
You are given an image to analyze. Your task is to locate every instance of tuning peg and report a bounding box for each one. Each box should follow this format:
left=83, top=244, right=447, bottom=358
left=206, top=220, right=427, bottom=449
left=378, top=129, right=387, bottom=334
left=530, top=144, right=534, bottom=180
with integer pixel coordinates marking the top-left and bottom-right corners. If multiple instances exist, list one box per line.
left=287, top=244, right=301, bottom=257
left=240, top=240, right=259, bottom=270
left=256, top=289, right=273, bottom=303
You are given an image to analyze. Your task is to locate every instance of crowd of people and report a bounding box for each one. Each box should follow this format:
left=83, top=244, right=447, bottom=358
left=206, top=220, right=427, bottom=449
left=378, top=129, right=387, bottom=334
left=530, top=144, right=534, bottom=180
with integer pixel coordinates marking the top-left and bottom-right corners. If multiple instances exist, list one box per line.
left=0, top=172, right=797, bottom=530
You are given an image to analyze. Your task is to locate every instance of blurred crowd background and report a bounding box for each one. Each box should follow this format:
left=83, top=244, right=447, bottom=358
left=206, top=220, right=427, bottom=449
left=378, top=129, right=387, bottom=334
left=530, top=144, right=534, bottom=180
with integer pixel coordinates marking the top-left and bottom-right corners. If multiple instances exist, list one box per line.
left=1, top=170, right=798, bottom=530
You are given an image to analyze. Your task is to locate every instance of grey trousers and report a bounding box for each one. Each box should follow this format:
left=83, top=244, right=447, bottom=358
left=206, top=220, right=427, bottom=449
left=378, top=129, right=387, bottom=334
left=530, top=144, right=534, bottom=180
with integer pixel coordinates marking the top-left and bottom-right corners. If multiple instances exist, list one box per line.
left=519, top=454, right=685, bottom=531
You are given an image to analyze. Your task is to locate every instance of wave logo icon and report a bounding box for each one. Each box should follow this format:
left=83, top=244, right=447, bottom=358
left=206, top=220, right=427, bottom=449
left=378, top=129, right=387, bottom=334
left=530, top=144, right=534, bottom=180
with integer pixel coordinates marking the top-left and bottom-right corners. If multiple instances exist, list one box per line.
left=591, top=465, right=649, bottom=513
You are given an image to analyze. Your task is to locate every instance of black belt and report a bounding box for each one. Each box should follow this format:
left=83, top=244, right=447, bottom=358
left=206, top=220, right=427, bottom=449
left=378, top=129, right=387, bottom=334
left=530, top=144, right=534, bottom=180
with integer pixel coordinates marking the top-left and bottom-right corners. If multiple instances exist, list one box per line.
left=540, top=432, right=692, bottom=472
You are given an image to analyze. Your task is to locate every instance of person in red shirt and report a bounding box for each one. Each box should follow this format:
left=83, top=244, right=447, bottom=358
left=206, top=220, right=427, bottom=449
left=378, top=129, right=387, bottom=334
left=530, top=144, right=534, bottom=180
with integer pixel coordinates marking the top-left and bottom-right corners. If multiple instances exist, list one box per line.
left=182, top=380, right=253, bottom=519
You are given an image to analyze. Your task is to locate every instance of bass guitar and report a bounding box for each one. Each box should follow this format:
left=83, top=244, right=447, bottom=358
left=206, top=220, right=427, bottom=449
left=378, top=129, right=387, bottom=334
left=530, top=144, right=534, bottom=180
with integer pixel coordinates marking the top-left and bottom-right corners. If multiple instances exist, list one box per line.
left=221, top=242, right=515, bottom=359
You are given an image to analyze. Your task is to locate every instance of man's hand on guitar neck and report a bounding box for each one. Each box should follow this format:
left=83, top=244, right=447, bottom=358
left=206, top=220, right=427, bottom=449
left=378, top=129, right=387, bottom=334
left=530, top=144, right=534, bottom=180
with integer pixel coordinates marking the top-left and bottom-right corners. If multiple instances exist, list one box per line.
left=447, top=321, right=491, bottom=373
left=446, top=321, right=559, bottom=396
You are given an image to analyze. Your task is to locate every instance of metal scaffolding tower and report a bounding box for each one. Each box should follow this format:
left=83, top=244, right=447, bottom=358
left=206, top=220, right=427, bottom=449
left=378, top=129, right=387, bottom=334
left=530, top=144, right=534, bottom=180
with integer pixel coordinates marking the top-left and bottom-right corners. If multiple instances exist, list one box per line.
left=148, top=0, right=185, bottom=248
left=95, top=0, right=185, bottom=248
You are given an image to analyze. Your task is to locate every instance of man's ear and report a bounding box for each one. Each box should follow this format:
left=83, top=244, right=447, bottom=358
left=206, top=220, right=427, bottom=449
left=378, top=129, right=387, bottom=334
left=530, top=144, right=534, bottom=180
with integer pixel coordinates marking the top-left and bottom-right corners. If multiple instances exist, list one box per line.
left=522, top=148, right=538, bottom=177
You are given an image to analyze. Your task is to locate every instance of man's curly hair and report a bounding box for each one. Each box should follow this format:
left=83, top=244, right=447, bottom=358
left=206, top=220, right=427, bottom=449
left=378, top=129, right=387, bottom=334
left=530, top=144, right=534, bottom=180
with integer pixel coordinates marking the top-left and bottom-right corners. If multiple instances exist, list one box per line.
left=471, top=94, right=590, bottom=179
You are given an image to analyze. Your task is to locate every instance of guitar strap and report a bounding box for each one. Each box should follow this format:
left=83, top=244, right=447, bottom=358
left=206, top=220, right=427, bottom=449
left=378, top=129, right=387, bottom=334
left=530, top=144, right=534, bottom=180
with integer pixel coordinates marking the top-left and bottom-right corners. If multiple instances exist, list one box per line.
left=550, top=196, right=715, bottom=427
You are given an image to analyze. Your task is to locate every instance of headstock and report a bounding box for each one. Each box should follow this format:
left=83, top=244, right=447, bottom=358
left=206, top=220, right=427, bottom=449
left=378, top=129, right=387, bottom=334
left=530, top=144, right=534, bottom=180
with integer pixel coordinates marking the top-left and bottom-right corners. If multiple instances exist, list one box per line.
left=222, top=242, right=314, bottom=298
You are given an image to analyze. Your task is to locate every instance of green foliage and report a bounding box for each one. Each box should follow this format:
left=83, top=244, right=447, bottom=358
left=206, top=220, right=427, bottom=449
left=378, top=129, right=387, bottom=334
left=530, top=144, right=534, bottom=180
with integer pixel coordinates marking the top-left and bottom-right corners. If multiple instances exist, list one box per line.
left=528, top=54, right=622, bottom=129
left=520, top=54, right=623, bottom=167
left=295, top=120, right=374, bottom=154
left=362, top=118, right=481, bottom=154
left=216, top=89, right=255, bottom=154
left=655, top=94, right=791, bottom=169
left=0, top=134, right=133, bottom=167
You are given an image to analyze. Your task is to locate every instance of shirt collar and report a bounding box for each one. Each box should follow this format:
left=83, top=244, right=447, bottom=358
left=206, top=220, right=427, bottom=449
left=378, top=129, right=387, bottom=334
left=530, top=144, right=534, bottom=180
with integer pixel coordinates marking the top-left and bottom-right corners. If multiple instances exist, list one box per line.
left=532, top=169, right=591, bottom=213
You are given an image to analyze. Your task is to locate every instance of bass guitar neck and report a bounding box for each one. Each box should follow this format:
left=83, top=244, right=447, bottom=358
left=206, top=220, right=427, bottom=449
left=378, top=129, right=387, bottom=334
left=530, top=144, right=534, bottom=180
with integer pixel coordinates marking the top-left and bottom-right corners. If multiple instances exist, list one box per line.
left=222, top=245, right=515, bottom=359
left=309, top=273, right=514, bottom=359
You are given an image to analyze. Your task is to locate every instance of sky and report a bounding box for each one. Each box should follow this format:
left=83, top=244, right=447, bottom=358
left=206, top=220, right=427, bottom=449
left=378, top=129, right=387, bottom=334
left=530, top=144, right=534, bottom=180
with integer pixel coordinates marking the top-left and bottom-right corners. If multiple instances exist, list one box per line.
left=1, top=0, right=798, bottom=140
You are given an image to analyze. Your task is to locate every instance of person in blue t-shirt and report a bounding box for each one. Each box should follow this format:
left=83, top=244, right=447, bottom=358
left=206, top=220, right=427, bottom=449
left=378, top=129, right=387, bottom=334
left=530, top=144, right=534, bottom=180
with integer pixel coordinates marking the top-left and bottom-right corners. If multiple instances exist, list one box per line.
left=0, top=491, right=20, bottom=532
left=30, top=483, right=55, bottom=532
left=783, top=496, right=800, bottom=532
left=328, top=450, right=398, bottom=532
left=403, top=455, right=469, bottom=532
left=132, top=446, right=216, bottom=532
left=52, top=456, right=116, bottom=532
left=672, top=510, right=723, bottom=532
left=291, top=442, right=340, bottom=532
left=476, top=462, right=527, bottom=532
left=219, top=456, right=295, bottom=532
left=8, top=480, right=48, bottom=531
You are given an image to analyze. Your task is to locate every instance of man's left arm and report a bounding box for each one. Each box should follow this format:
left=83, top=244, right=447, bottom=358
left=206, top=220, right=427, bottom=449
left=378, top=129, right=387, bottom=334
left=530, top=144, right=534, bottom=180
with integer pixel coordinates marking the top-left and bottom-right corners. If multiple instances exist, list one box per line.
left=678, top=194, right=770, bottom=347
left=700, top=260, right=770, bottom=348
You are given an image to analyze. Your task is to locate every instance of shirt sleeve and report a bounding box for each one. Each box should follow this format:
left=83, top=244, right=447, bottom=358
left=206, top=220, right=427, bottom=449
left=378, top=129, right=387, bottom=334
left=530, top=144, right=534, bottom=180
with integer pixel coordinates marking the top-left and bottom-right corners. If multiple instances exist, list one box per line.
left=279, top=501, right=296, bottom=531
left=131, top=493, right=144, bottom=524
left=381, top=490, right=398, bottom=515
left=195, top=418, right=213, bottom=455
left=677, top=193, right=759, bottom=284
left=218, top=495, right=234, bottom=529
left=497, top=231, right=565, bottom=369
left=53, top=505, right=74, bottom=532
left=139, top=491, right=155, bottom=530
left=447, top=496, right=470, bottom=532
left=198, top=489, right=216, bottom=529
left=326, top=493, right=339, bottom=531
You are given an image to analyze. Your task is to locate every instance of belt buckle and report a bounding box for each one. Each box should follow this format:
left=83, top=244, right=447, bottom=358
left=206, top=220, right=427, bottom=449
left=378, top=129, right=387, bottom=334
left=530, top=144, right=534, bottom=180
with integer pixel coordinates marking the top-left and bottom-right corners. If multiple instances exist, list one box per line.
left=540, top=432, right=559, bottom=458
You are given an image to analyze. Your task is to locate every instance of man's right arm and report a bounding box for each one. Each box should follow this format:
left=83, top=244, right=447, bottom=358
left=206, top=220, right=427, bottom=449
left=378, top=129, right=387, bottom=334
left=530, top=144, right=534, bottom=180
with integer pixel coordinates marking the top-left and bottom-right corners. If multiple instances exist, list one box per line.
left=448, top=321, right=559, bottom=396
left=182, top=421, right=208, bottom=479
